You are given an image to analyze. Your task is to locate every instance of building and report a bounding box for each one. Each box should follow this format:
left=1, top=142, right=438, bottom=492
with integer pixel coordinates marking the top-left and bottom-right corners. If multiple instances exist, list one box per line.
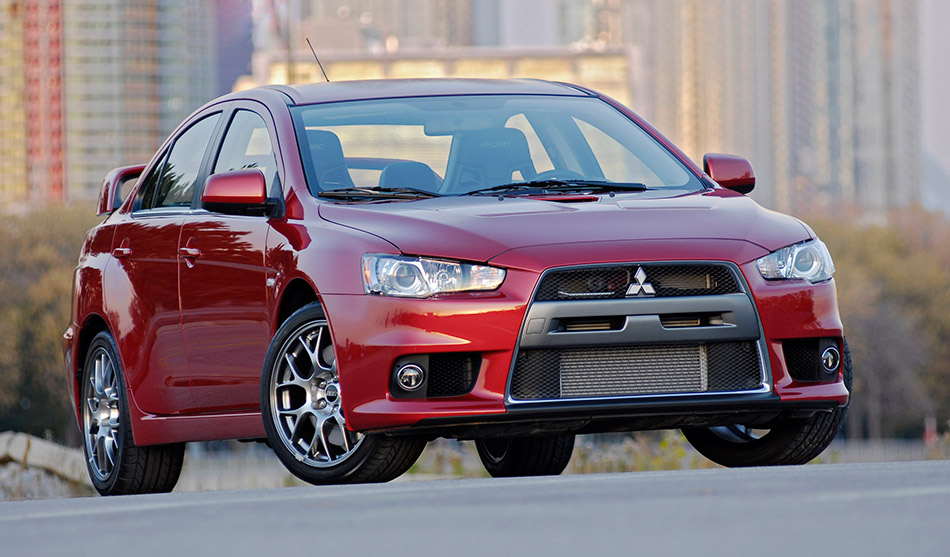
left=240, top=0, right=921, bottom=215
left=0, top=0, right=63, bottom=205
left=624, top=0, right=920, bottom=214
left=239, top=47, right=636, bottom=110
left=62, top=0, right=217, bottom=201
left=0, top=0, right=219, bottom=205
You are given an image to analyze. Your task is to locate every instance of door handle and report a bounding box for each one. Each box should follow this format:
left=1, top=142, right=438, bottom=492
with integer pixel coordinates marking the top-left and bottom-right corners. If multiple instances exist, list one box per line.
left=179, top=247, right=201, bottom=259
left=113, top=239, right=132, bottom=259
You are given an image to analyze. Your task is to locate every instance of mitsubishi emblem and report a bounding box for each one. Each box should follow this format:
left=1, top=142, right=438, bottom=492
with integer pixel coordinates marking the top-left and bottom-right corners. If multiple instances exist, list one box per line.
left=625, top=267, right=656, bottom=297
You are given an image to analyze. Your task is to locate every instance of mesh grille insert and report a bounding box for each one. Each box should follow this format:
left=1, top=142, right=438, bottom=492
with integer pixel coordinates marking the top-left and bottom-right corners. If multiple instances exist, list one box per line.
left=535, top=264, right=739, bottom=301
left=510, top=341, right=761, bottom=400
left=427, top=353, right=480, bottom=397
left=783, top=339, right=818, bottom=382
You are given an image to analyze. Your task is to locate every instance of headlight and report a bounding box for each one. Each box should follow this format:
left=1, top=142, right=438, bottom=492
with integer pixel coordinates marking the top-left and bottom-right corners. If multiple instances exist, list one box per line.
left=756, top=239, right=835, bottom=283
left=362, top=254, right=506, bottom=297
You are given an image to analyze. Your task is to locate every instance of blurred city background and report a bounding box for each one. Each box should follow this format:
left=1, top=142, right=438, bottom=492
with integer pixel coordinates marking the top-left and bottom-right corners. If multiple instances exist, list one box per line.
left=1, top=0, right=950, bottom=496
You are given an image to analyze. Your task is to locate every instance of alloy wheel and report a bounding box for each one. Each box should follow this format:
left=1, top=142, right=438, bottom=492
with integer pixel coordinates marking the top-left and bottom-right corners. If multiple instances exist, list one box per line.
left=82, top=347, right=121, bottom=481
left=269, top=320, right=363, bottom=467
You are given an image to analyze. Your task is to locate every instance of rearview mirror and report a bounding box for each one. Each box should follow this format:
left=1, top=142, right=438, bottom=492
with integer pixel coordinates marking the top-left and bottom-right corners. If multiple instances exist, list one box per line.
left=201, top=169, right=272, bottom=216
left=703, top=153, right=755, bottom=194
left=98, top=165, right=146, bottom=216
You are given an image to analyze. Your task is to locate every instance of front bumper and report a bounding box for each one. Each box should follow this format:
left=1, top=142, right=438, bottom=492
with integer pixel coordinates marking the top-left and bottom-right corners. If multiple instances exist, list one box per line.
left=323, top=257, right=849, bottom=434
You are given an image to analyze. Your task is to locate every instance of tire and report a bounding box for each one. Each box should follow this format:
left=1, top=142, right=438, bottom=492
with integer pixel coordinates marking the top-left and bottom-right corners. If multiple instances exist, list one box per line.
left=475, top=434, right=575, bottom=478
left=261, top=303, right=426, bottom=485
left=683, top=338, right=853, bottom=467
left=81, top=331, right=185, bottom=495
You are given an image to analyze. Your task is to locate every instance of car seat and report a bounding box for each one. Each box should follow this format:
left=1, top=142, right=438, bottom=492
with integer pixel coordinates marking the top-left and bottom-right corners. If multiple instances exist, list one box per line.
left=442, top=128, right=537, bottom=193
left=306, top=129, right=355, bottom=190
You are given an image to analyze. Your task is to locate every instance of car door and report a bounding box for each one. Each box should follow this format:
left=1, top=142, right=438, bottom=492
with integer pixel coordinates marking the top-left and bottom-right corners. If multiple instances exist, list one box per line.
left=110, top=111, right=222, bottom=415
left=179, top=105, right=278, bottom=411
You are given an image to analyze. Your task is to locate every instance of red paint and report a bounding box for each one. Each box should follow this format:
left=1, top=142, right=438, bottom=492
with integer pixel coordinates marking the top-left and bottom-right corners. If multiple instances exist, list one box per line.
left=64, top=79, right=849, bottom=445
left=201, top=169, right=267, bottom=206
left=703, top=153, right=756, bottom=194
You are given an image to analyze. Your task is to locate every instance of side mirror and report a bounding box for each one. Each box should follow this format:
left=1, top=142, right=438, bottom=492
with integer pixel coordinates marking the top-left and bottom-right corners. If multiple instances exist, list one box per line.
left=98, top=165, right=146, bottom=216
left=201, top=169, right=271, bottom=216
left=703, top=153, right=755, bottom=194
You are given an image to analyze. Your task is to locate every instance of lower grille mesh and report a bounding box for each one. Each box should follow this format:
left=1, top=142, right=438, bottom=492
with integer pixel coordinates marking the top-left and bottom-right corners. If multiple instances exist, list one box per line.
left=782, top=339, right=820, bottom=381
left=510, top=341, right=761, bottom=400
left=560, top=345, right=708, bottom=397
left=427, top=354, right=480, bottom=397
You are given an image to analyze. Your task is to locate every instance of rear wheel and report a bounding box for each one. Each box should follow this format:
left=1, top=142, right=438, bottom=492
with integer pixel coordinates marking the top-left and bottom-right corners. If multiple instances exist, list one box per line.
left=81, top=331, right=184, bottom=495
left=683, top=339, right=852, bottom=467
left=475, top=434, right=575, bottom=478
left=261, top=303, right=425, bottom=484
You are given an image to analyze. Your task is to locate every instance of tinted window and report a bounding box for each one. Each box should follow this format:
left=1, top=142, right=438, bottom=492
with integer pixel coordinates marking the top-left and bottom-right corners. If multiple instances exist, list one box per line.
left=135, top=149, right=169, bottom=211
left=291, top=95, right=703, bottom=195
left=153, top=114, right=220, bottom=208
left=573, top=117, right=687, bottom=185
left=213, top=110, right=280, bottom=197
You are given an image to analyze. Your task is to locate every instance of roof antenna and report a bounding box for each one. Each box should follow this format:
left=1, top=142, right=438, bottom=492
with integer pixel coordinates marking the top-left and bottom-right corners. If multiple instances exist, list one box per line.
left=306, top=38, right=330, bottom=82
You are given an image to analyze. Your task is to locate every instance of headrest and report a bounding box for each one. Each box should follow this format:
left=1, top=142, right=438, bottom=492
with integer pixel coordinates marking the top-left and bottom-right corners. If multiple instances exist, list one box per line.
left=305, top=129, right=354, bottom=189
left=379, top=161, right=440, bottom=192
left=450, top=128, right=534, bottom=171
left=306, top=129, right=346, bottom=162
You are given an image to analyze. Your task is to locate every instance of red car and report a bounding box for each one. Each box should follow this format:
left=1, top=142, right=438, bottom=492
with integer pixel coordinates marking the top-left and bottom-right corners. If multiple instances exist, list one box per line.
left=65, top=79, right=850, bottom=495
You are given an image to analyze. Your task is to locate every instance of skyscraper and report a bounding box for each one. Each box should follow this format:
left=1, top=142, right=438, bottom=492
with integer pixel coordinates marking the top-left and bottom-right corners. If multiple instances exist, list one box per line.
left=62, top=0, right=217, bottom=201
left=0, top=0, right=218, bottom=205
left=0, top=0, right=63, bottom=205
left=624, top=0, right=921, bottom=214
left=242, top=0, right=922, bottom=214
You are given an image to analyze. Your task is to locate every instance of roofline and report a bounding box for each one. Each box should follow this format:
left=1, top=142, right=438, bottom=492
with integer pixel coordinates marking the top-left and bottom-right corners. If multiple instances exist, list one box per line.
left=243, top=78, right=594, bottom=106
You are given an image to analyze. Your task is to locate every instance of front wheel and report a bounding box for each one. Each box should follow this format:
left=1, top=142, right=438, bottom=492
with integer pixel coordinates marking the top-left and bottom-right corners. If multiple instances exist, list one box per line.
left=261, top=303, right=425, bottom=485
left=683, top=339, right=852, bottom=467
left=475, top=434, right=575, bottom=478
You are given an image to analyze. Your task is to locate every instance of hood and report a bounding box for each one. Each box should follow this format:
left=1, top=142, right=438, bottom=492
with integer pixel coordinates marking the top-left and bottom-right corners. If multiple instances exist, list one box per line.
left=318, top=189, right=811, bottom=264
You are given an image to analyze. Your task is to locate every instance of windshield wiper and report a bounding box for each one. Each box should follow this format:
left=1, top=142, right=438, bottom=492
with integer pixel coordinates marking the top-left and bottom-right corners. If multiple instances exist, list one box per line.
left=317, top=187, right=442, bottom=200
left=462, top=179, right=648, bottom=196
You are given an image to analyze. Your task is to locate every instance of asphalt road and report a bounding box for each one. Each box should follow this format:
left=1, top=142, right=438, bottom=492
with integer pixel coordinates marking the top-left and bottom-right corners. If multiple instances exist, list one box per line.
left=2, top=461, right=948, bottom=556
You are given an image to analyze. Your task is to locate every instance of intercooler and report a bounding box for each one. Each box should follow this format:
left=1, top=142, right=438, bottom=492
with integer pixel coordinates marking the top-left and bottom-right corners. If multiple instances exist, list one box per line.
left=510, top=341, right=762, bottom=400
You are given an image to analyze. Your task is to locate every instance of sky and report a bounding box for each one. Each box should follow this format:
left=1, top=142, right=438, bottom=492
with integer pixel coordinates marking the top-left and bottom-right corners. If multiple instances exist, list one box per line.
left=921, top=0, right=950, bottom=176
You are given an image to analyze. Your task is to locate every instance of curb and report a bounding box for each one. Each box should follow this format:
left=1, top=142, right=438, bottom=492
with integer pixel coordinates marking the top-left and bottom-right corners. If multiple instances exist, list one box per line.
left=0, top=432, right=92, bottom=488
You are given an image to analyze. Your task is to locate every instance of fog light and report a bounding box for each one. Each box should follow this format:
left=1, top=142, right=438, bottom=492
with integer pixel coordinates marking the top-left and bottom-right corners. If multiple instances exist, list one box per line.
left=821, top=347, right=840, bottom=372
left=396, top=364, right=425, bottom=391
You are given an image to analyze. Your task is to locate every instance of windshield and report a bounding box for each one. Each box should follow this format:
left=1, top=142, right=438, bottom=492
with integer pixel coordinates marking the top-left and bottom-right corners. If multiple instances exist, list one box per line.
left=291, top=95, right=703, bottom=197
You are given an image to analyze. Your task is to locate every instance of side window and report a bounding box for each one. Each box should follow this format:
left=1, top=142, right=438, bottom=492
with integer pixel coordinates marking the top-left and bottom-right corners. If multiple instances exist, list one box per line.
left=213, top=110, right=280, bottom=197
left=154, top=114, right=221, bottom=208
left=135, top=149, right=169, bottom=211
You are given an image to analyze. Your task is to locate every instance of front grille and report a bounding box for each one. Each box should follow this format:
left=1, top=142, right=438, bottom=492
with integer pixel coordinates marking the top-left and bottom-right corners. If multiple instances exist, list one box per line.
left=534, top=264, right=739, bottom=301
left=426, top=353, right=480, bottom=397
left=510, top=341, right=761, bottom=400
